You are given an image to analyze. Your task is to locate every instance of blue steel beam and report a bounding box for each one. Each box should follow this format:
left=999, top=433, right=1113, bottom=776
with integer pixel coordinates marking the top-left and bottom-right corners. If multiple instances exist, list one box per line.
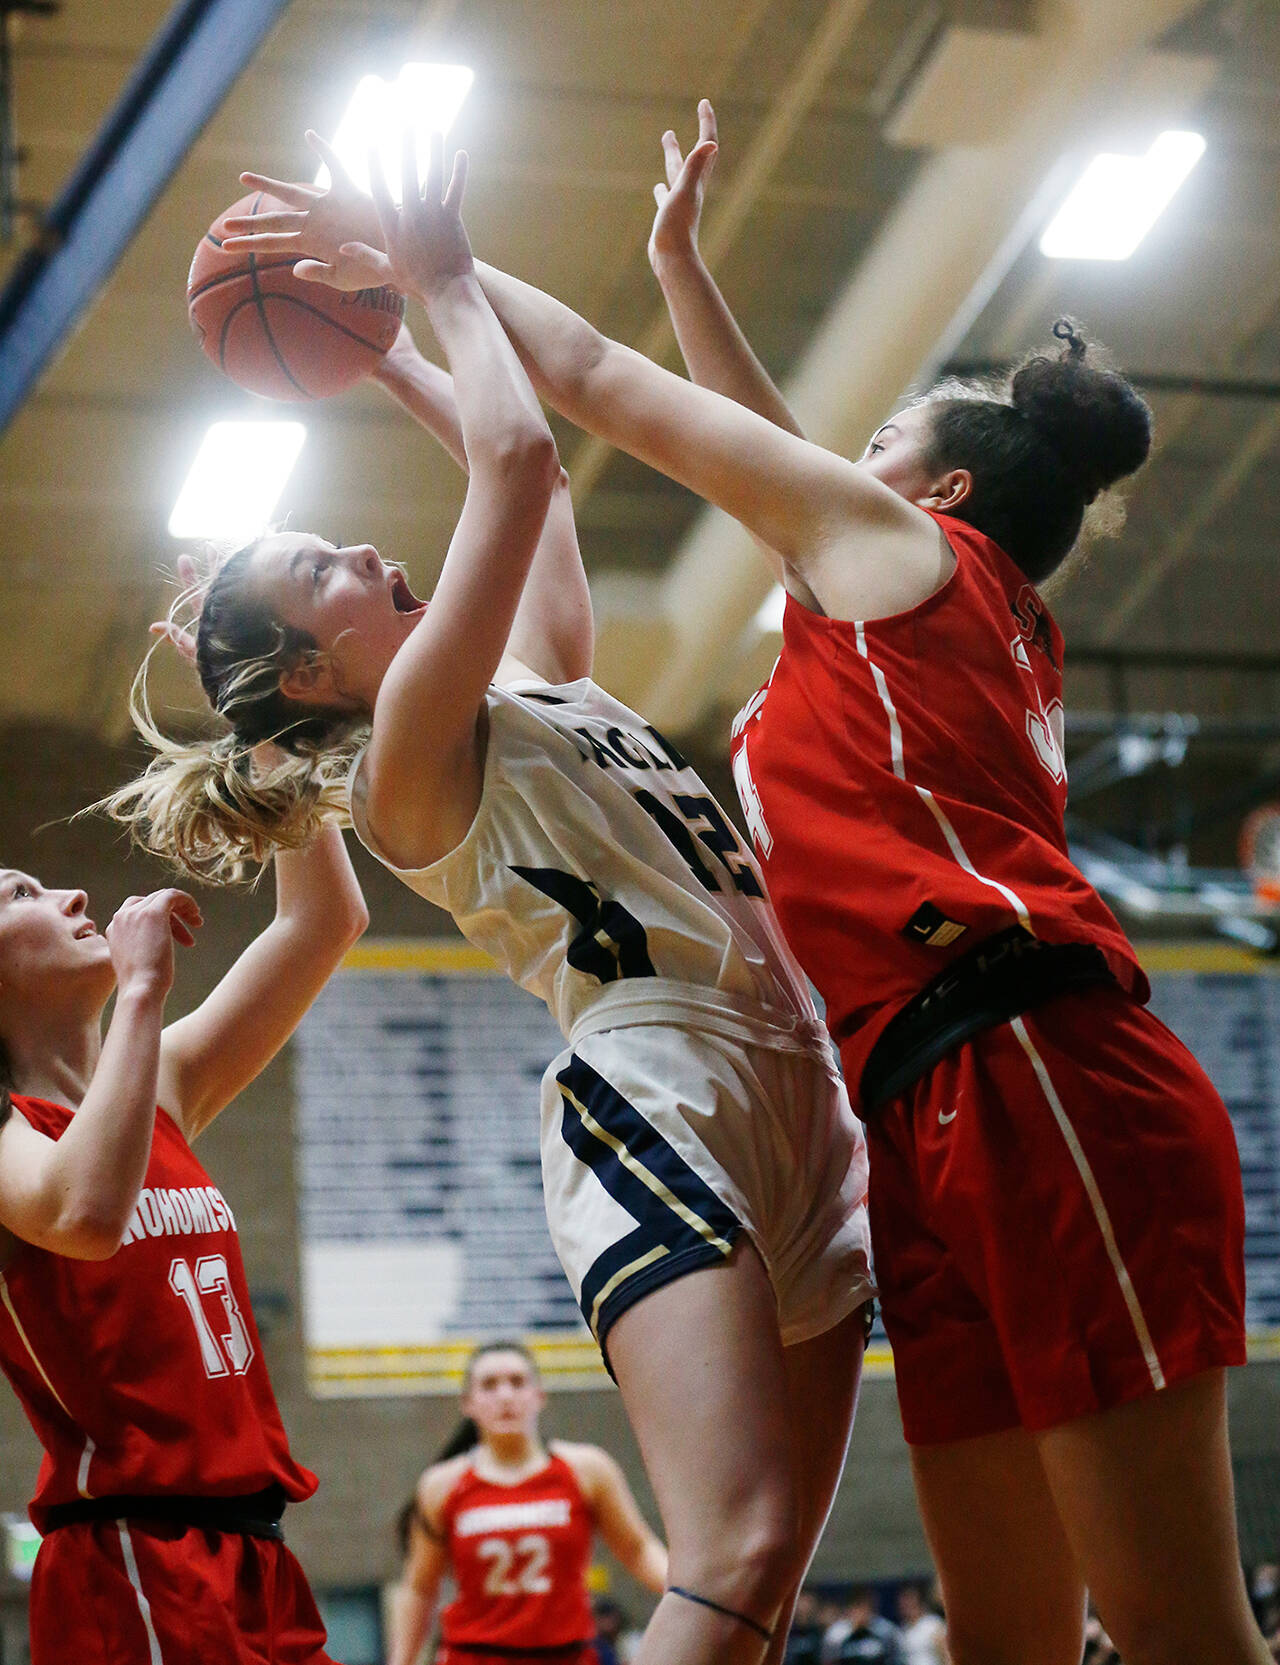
left=0, top=0, right=295, bottom=435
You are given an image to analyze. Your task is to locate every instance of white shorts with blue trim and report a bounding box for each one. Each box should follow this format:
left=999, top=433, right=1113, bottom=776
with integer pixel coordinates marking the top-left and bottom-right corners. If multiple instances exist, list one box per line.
left=538, top=993, right=873, bottom=1361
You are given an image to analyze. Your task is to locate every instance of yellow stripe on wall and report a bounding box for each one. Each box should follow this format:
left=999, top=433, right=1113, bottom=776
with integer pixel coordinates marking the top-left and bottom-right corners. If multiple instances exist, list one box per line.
left=1137, top=943, right=1280, bottom=975
left=341, top=937, right=1280, bottom=980
left=341, top=939, right=499, bottom=973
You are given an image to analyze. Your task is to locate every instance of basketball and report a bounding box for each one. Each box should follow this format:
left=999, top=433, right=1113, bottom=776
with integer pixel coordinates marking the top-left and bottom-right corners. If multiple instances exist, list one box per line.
left=186, top=191, right=405, bottom=400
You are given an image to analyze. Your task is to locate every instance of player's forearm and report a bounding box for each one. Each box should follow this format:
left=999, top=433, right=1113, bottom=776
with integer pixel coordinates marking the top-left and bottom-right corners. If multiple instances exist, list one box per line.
left=629, top=1535, right=669, bottom=1594
left=372, top=345, right=469, bottom=471
left=386, top=1583, right=437, bottom=1665
left=472, top=260, right=611, bottom=421
left=651, top=249, right=803, bottom=437
left=422, top=273, right=559, bottom=483
left=272, top=823, right=368, bottom=950
left=48, top=988, right=167, bottom=1254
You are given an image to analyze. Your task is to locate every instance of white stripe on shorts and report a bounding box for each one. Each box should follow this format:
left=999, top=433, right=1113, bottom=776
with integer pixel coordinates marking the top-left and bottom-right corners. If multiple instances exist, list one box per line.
left=116, top=1522, right=165, bottom=1665
left=1010, top=1014, right=1165, bottom=1391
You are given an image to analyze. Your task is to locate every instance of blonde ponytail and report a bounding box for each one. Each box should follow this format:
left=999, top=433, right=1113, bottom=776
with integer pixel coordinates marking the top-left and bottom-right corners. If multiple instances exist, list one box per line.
left=94, top=543, right=367, bottom=886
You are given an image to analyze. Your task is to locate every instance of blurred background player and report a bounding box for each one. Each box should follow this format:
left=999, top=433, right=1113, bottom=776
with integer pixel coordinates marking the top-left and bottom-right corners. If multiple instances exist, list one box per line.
left=389, top=1341, right=666, bottom=1665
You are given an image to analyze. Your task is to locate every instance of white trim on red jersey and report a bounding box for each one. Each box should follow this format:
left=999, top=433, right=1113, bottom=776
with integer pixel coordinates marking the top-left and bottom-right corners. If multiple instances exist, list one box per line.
left=852, top=618, right=1034, bottom=929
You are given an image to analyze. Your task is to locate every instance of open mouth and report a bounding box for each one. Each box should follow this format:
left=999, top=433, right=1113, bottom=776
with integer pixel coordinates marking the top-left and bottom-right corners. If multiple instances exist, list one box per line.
left=74, top=922, right=97, bottom=940
left=389, top=569, right=426, bottom=615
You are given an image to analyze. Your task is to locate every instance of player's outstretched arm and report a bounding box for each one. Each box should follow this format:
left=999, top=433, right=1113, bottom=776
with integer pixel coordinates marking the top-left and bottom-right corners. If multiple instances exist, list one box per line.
left=157, top=823, right=367, bottom=1141
left=649, top=100, right=803, bottom=443
left=371, top=326, right=592, bottom=688
left=0, top=890, right=200, bottom=1258
left=279, top=132, right=559, bottom=872
left=386, top=1479, right=451, bottom=1665
left=470, top=258, right=946, bottom=621
left=221, top=130, right=941, bottom=620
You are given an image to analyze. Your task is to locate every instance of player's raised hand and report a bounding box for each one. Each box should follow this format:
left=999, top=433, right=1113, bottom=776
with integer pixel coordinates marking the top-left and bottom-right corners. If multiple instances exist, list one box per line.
left=649, top=98, right=718, bottom=273
left=106, top=890, right=204, bottom=1003
left=338, top=128, right=472, bottom=303
left=223, top=131, right=385, bottom=291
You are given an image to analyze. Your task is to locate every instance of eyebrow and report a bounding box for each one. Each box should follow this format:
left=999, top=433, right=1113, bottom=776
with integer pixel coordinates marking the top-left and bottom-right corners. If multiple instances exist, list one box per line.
left=873, top=423, right=901, bottom=441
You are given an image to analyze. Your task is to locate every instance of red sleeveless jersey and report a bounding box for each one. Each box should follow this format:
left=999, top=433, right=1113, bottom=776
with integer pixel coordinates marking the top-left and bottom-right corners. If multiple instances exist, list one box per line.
left=730, top=513, right=1147, bottom=1091
left=438, top=1451, right=595, bottom=1649
left=0, top=1097, right=316, bottom=1532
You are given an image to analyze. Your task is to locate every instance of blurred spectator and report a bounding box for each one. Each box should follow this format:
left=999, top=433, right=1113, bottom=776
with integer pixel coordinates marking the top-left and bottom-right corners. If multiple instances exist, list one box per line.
left=896, top=1582, right=947, bottom=1665
left=1251, top=1564, right=1280, bottom=1637
left=593, top=1596, right=627, bottom=1665
left=822, top=1586, right=905, bottom=1664
left=784, top=1588, right=826, bottom=1663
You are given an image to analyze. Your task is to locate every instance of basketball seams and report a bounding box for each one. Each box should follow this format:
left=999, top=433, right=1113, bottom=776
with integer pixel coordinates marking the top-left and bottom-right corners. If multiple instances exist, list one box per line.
left=259, top=293, right=404, bottom=352
left=187, top=257, right=301, bottom=306
left=244, top=192, right=313, bottom=398
left=189, top=188, right=399, bottom=397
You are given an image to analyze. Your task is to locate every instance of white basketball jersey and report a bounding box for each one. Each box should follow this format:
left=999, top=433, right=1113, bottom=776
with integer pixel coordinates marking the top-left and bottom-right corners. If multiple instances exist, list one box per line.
left=348, top=678, right=816, bottom=1039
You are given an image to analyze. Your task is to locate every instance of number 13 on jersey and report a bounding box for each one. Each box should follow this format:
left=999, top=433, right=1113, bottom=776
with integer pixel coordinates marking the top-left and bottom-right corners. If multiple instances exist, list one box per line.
left=169, top=1254, right=255, bottom=1378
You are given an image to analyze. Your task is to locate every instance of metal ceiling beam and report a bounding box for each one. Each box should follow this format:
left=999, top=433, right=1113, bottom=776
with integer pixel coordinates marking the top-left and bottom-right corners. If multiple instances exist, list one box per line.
left=0, top=0, right=295, bottom=438
left=567, top=0, right=874, bottom=505
left=639, top=0, right=1213, bottom=735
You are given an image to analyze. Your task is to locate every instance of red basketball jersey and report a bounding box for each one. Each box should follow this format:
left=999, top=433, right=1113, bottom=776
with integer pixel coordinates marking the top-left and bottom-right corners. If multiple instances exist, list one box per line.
left=730, top=513, right=1148, bottom=1090
left=438, top=1452, right=595, bottom=1649
left=0, top=1097, right=316, bottom=1532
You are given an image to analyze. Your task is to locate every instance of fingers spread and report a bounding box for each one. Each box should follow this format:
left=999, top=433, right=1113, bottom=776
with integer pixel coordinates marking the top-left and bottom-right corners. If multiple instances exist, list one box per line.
left=369, top=144, right=397, bottom=241
left=331, top=243, right=394, bottom=286
left=689, top=139, right=718, bottom=180
left=407, top=124, right=426, bottom=212
left=223, top=209, right=307, bottom=235
left=444, top=147, right=468, bottom=214
left=305, top=128, right=353, bottom=188
left=698, top=99, right=718, bottom=145
left=237, top=172, right=319, bottom=207
left=661, top=129, right=684, bottom=187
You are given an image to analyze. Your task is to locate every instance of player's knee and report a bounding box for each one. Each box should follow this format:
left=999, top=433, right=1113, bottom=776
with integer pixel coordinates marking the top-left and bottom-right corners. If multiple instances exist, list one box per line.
left=670, top=1508, right=800, bottom=1618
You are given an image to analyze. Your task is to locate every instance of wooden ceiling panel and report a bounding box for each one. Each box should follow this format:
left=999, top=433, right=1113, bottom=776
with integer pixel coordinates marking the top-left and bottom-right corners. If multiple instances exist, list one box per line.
left=1, top=0, right=1278, bottom=748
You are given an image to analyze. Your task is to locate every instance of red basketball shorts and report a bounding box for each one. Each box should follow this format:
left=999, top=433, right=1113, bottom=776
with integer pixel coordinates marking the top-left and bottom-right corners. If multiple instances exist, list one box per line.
left=866, top=985, right=1247, bottom=1444
left=29, top=1517, right=334, bottom=1664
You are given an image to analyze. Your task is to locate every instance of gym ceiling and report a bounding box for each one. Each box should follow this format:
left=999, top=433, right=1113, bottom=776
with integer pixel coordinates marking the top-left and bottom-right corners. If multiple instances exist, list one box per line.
left=0, top=0, right=1277, bottom=899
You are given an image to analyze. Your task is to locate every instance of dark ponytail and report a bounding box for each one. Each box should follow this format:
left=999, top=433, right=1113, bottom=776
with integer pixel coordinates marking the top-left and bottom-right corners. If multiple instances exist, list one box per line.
left=434, top=1416, right=482, bottom=1462
left=922, top=319, right=1153, bottom=582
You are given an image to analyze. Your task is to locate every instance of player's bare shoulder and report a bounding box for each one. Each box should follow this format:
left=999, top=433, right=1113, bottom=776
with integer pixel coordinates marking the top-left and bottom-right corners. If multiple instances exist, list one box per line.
left=549, top=1438, right=615, bottom=1497
left=417, top=1450, right=472, bottom=1525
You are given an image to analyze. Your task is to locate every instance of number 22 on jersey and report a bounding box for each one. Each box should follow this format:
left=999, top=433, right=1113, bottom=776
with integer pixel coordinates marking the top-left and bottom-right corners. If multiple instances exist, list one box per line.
left=478, top=1533, right=552, bottom=1596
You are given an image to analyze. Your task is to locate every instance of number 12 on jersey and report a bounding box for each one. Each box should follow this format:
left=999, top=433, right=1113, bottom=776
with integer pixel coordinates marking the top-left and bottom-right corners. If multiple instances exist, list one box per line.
left=633, top=790, right=764, bottom=898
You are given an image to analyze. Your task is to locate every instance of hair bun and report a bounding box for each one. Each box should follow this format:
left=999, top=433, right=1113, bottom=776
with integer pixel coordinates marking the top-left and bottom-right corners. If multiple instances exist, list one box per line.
left=1011, top=320, right=1152, bottom=502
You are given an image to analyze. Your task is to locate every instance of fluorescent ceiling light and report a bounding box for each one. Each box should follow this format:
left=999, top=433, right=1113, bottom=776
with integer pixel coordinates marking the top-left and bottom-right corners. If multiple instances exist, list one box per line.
left=320, top=64, right=474, bottom=198
left=169, top=421, right=306, bottom=540
left=753, top=585, right=786, bottom=634
left=1040, top=130, right=1205, bottom=261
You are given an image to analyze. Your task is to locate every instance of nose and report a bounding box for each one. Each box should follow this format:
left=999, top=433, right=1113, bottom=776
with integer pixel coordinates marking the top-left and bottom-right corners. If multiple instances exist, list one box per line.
left=346, top=544, right=380, bottom=578
left=61, top=890, right=88, bottom=916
